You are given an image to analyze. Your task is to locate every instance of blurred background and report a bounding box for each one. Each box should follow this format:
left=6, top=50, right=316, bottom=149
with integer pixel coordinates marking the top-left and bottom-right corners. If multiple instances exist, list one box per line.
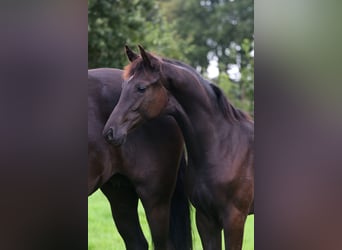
left=88, top=0, right=254, bottom=115
left=0, top=0, right=340, bottom=249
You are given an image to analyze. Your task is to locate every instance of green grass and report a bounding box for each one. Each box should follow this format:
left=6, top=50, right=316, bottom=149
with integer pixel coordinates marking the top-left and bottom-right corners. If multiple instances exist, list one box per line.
left=89, top=190, right=254, bottom=250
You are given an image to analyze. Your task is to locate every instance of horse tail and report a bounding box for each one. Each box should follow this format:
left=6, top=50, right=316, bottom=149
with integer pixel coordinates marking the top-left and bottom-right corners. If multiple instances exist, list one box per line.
left=169, top=152, right=192, bottom=250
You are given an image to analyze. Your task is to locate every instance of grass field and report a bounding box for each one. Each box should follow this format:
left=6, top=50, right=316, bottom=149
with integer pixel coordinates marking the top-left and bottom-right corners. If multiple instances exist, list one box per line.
left=89, top=190, right=254, bottom=250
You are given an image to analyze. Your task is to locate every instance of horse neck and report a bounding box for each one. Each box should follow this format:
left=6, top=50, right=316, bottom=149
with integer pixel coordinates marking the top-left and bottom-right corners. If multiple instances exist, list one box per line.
left=163, top=62, right=230, bottom=164
left=170, top=95, right=233, bottom=170
left=162, top=62, right=213, bottom=119
left=167, top=96, right=202, bottom=166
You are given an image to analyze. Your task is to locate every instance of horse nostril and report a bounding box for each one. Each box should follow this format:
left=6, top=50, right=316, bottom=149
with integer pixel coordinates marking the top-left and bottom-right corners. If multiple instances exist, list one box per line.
left=104, top=128, right=114, bottom=142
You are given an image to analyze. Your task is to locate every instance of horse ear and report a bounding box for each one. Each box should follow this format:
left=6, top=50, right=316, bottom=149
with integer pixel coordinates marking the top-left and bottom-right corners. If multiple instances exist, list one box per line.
left=125, top=45, right=139, bottom=62
left=138, top=45, right=153, bottom=69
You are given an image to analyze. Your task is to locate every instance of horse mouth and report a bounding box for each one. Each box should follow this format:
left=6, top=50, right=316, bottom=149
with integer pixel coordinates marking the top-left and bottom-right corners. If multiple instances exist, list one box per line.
left=110, top=136, right=126, bottom=146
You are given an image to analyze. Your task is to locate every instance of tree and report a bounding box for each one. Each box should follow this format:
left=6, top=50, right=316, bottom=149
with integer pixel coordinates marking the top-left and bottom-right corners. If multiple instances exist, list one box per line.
left=88, top=0, right=190, bottom=68
left=88, top=0, right=254, bottom=114
left=159, top=0, right=254, bottom=114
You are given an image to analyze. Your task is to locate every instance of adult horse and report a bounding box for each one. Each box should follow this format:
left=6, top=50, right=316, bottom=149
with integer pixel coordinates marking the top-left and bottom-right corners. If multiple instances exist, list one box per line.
left=103, top=46, right=254, bottom=250
left=88, top=68, right=192, bottom=250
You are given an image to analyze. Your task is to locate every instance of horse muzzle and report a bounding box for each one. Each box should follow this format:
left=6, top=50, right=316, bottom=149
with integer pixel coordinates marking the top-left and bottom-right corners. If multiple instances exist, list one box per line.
left=103, top=127, right=127, bottom=146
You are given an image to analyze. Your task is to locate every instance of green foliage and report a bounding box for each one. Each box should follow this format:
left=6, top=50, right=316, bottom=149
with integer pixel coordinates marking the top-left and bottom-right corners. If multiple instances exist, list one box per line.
left=240, top=39, right=254, bottom=114
left=88, top=0, right=191, bottom=68
left=89, top=0, right=157, bottom=68
left=88, top=0, right=254, bottom=115
left=160, top=0, right=254, bottom=115
left=215, top=39, right=254, bottom=115
left=160, top=0, right=253, bottom=68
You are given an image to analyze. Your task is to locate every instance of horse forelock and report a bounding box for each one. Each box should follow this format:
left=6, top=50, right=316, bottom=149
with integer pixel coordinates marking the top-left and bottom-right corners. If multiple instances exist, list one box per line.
left=123, top=59, right=141, bottom=80
left=123, top=64, right=132, bottom=80
left=123, top=53, right=162, bottom=80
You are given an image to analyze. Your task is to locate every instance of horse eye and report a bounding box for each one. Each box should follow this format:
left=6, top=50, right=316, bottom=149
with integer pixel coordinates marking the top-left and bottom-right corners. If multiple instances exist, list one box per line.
left=137, top=85, right=146, bottom=93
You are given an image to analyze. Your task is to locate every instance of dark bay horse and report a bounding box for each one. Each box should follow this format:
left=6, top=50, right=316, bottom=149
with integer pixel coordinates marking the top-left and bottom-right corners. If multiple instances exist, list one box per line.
left=103, top=46, right=254, bottom=250
left=88, top=68, right=192, bottom=250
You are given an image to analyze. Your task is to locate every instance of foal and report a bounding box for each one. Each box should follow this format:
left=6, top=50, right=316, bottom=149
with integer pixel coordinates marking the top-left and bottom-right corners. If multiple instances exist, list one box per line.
left=103, top=46, right=254, bottom=250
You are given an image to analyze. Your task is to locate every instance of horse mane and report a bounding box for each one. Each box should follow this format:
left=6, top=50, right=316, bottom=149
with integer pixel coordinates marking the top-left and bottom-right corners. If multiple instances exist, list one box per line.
left=123, top=55, right=251, bottom=122
left=161, top=58, right=251, bottom=122
left=209, top=83, right=252, bottom=122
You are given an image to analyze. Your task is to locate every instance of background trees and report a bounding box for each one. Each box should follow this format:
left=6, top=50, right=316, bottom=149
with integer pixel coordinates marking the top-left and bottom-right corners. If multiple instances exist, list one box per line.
left=88, top=0, right=254, bottom=115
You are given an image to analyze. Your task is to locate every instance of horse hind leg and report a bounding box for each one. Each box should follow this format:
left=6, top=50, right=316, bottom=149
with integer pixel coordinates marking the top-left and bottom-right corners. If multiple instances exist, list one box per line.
left=196, top=209, right=222, bottom=250
left=100, top=177, right=148, bottom=250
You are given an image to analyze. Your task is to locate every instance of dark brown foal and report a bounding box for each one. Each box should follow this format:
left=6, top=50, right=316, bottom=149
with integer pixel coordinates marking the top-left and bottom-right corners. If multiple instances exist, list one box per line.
left=103, top=46, right=254, bottom=250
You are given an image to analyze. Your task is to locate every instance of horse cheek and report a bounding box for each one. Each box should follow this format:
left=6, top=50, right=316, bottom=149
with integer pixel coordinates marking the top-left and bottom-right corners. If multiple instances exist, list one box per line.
left=147, top=90, right=167, bottom=118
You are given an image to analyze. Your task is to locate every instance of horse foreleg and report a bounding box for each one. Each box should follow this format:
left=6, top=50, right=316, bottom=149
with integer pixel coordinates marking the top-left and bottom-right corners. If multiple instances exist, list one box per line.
left=223, top=179, right=253, bottom=250
left=223, top=204, right=248, bottom=250
left=101, top=180, right=148, bottom=250
left=196, top=209, right=222, bottom=250
left=140, top=195, right=172, bottom=250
